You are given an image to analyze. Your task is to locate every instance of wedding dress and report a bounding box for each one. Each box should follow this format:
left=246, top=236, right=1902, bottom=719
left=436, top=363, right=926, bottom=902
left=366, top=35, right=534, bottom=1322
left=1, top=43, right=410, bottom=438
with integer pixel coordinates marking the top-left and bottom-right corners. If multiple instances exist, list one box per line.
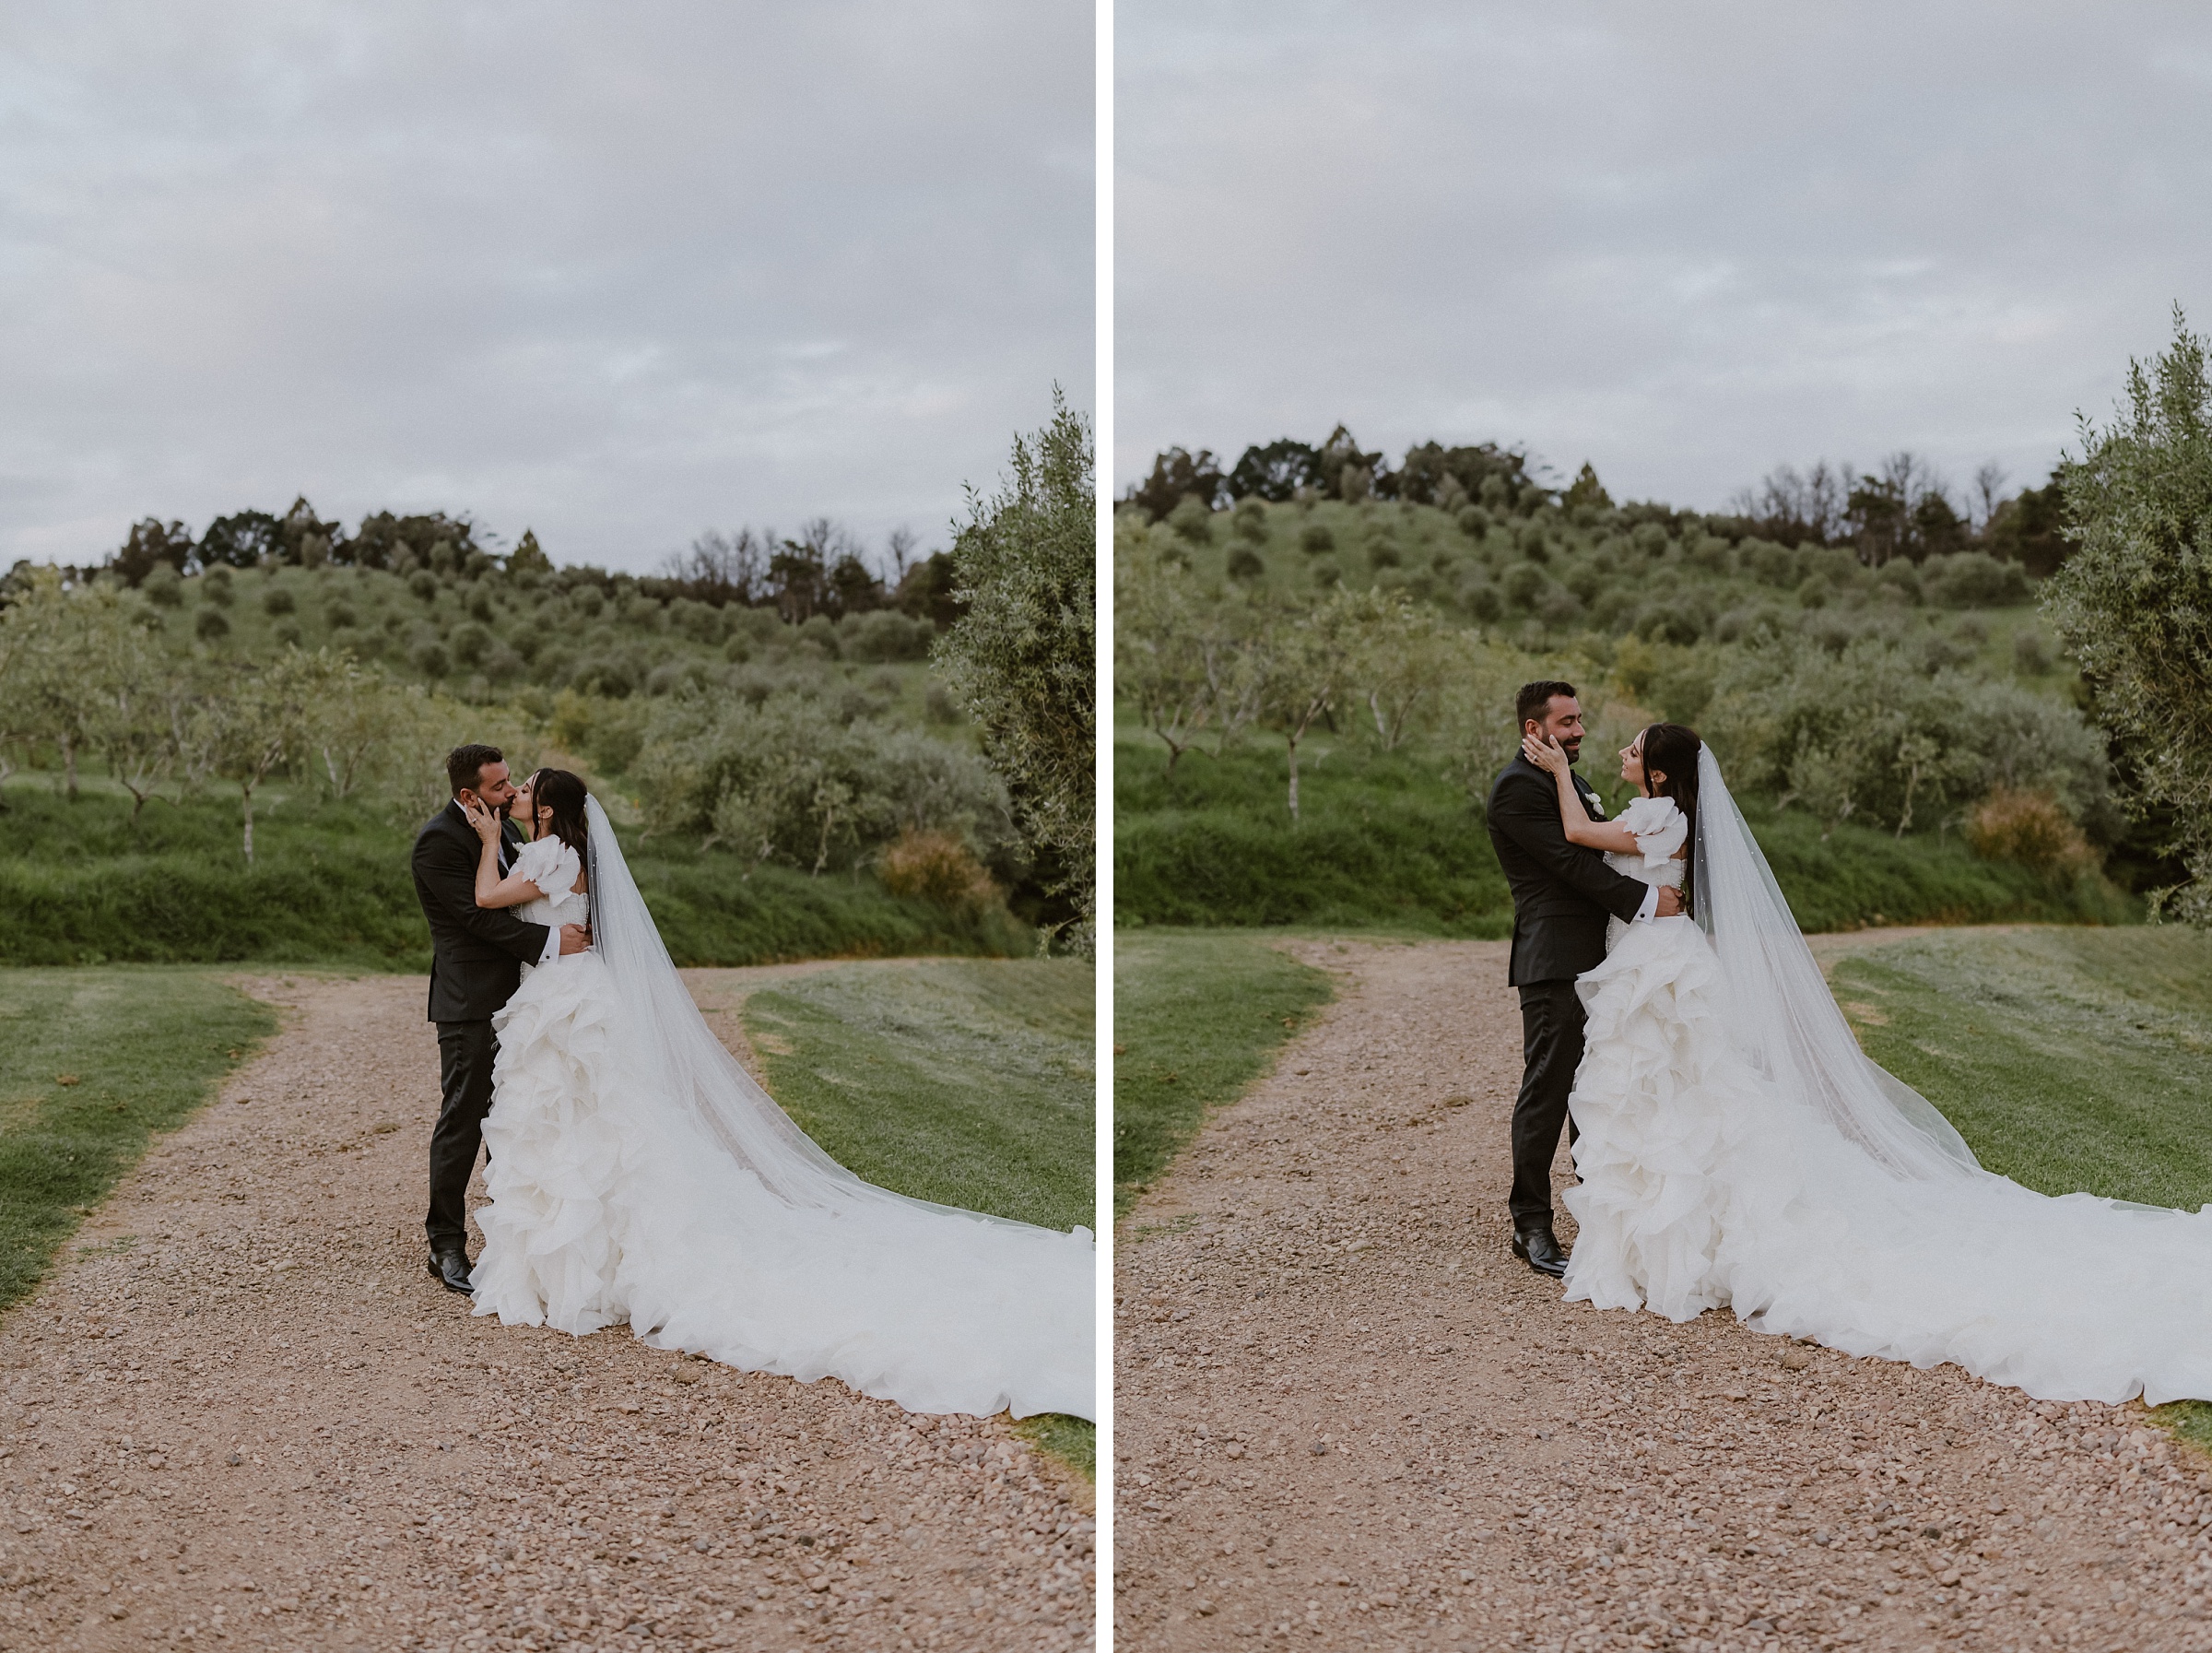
left=1560, top=755, right=2212, bottom=1406
left=466, top=802, right=1094, bottom=1421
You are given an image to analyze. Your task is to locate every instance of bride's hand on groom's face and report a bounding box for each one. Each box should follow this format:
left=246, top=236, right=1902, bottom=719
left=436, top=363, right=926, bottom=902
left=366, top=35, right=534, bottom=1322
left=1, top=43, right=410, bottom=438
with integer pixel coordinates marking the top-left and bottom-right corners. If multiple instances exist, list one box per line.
left=1522, top=732, right=1568, bottom=774
left=461, top=797, right=503, bottom=844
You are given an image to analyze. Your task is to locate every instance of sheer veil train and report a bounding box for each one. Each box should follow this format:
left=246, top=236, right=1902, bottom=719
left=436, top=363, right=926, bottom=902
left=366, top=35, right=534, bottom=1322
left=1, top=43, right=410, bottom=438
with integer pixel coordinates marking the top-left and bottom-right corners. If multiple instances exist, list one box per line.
left=549, top=797, right=1093, bottom=1420
left=1692, top=748, right=1982, bottom=1185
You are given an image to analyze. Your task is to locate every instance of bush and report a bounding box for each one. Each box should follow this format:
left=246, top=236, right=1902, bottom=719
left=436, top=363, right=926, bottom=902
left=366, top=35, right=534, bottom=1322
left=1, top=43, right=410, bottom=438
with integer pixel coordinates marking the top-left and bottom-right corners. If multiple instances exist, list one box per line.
left=1965, top=787, right=2096, bottom=876
left=1300, top=523, right=1335, bottom=555
left=202, top=568, right=234, bottom=607
left=1703, top=637, right=2112, bottom=838
left=629, top=691, right=1015, bottom=878
left=1924, top=551, right=2031, bottom=608
left=194, top=608, right=229, bottom=642
left=1167, top=496, right=1215, bottom=545
left=263, top=585, right=296, bottom=616
left=841, top=608, right=934, bottom=663
left=877, top=829, right=998, bottom=909
left=1226, top=545, right=1265, bottom=581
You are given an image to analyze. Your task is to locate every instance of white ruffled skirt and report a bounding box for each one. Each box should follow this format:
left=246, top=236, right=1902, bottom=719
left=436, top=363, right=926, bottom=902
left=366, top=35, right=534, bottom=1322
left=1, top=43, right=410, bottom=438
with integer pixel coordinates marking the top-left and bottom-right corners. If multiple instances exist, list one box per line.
left=468, top=956, right=1095, bottom=1420
left=1560, top=915, right=2212, bottom=1404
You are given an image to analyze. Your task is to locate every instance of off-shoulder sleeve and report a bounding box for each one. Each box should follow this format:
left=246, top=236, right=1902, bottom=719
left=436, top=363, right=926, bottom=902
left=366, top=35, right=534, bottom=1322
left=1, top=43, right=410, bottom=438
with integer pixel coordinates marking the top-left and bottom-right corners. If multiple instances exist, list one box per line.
left=1618, top=795, right=1688, bottom=868
left=515, top=836, right=581, bottom=897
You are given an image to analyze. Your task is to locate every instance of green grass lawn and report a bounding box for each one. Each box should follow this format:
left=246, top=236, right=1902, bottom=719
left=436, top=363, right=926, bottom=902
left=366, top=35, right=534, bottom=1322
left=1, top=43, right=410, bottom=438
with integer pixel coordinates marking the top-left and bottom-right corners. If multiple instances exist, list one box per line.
left=1114, top=726, right=2134, bottom=936
left=0, top=777, right=1031, bottom=968
left=1834, top=927, right=2212, bottom=1210
left=0, top=967, right=278, bottom=1310
left=1112, top=931, right=1335, bottom=1217
left=739, top=959, right=1097, bottom=1475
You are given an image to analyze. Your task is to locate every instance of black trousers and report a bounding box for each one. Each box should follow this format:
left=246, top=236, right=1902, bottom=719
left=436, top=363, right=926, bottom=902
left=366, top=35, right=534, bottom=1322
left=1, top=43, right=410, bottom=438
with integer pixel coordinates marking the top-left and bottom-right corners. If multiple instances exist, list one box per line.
left=1510, top=978, right=1585, bottom=1229
left=428, top=1020, right=498, bottom=1250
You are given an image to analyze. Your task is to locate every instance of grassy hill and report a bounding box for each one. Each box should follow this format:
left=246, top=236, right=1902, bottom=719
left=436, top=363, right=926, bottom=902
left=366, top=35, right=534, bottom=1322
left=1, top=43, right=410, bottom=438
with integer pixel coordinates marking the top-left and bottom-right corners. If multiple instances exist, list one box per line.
left=1113, top=719, right=2133, bottom=936
left=0, top=776, right=1031, bottom=968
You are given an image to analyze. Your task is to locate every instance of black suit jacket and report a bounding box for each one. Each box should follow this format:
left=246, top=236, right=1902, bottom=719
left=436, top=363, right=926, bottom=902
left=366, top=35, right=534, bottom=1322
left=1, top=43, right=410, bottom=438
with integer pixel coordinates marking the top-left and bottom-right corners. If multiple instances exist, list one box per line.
left=411, top=801, right=552, bottom=1022
left=1485, top=756, right=1650, bottom=986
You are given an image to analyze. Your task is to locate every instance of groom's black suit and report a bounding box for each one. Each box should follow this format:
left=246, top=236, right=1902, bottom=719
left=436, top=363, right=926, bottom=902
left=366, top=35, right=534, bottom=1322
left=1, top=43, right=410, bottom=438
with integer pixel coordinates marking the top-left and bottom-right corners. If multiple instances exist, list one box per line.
left=1485, top=755, right=1651, bottom=1230
left=411, top=801, right=551, bottom=1251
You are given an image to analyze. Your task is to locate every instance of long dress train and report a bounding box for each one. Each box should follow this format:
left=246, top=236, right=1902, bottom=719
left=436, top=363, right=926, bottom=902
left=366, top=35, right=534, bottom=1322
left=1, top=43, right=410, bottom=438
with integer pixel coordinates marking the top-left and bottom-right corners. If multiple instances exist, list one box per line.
left=467, top=819, right=1093, bottom=1422
left=1560, top=785, right=2212, bottom=1406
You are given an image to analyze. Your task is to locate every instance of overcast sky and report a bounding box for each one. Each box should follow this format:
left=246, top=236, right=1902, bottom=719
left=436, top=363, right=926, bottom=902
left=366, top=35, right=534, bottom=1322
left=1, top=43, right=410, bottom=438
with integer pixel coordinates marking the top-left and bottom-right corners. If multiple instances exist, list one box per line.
left=1117, top=1, right=2212, bottom=513
left=0, top=1, right=1091, bottom=573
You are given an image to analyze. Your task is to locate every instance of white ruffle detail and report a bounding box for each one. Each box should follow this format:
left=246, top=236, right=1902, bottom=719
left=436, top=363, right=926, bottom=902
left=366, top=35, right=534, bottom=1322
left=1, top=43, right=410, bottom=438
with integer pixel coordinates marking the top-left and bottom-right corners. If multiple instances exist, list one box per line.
left=1562, top=915, right=2212, bottom=1405
left=513, top=836, right=584, bottom=918
left=1615, top=794, right=1688, bottom=868
left=473, top=952, right=635, bottom=1334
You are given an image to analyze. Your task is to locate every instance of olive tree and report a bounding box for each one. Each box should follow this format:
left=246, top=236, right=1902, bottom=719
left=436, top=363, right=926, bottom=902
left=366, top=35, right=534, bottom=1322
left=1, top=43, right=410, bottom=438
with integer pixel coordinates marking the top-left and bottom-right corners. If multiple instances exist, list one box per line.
left=2048, top=312, right=2212, bottom=920
left=935, top=392, right=1095, bottom=950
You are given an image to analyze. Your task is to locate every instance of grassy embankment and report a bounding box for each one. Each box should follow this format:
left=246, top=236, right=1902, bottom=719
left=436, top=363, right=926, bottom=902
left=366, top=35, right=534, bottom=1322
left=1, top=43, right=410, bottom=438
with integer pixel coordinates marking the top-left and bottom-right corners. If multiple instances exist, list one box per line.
left=1114, top=724, right=2134, bottom=936
left=1112, top=933, right=1335, bottom=1219
left=0, top=969, right=277, bottom=1311
left=740, top=959, right=1098, bottom=1477
left=0, top=778, right=1032, bottom=969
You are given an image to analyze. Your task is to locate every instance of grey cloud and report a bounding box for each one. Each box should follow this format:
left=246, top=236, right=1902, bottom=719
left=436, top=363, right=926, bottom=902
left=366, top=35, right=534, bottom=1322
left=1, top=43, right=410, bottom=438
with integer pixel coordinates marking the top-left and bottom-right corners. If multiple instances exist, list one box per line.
left=0, top=0, right=1091, bottom=570
left=1118, top=0, right=2212, bottom=507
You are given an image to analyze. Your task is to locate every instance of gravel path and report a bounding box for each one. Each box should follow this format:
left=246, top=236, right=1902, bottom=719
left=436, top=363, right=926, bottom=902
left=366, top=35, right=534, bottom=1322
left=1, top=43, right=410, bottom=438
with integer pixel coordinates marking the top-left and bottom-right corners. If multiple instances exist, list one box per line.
left=0, top=970, right=1093, bottom=1653
left=1113, top=938, right=2212, bottom=1653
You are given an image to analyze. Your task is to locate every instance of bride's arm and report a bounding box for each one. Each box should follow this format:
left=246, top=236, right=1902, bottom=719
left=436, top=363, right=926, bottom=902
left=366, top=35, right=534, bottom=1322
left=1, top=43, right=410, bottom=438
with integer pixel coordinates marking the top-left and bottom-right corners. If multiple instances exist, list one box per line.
left=461, top=799, right=544, bottom=909
left=1520, top=735, right=1640, bottom=854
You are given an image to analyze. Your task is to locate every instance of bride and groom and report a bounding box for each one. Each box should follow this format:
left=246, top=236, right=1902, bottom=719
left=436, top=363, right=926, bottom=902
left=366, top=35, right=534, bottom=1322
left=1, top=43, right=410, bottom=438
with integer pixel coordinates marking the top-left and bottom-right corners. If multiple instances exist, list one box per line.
left=408, top=744, right=1093, bottom=1421
left=1488, top=682, right=2212, bottom=1406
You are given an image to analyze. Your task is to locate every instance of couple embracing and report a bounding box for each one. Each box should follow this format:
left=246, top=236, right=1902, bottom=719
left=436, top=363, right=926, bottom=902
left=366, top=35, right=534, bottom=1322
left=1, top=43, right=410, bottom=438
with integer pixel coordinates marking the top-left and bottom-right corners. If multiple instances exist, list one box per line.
left=408, top=743, right=1093, bottom=1421
left=1488, top=681, right=2212, bottom=1405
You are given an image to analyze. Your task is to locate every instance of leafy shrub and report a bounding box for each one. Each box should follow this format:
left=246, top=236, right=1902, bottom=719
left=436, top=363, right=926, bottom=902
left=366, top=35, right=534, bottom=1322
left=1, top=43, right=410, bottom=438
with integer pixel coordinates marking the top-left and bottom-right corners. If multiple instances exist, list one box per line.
left=1226, top=545, right=1265, bottom=581
left=1704, top=638, right=2112, bottom=838
left=194, top=608, right=229, bottom=642
left=1965, top=787, right=2096, bottom=876
left=202, top=568, right=234, bottom=607
left=2014, top=630, right=2053, bottom=675
left=1167, top=496, right=1215, bottom=544
left=1924, top=551, right=2031, bottom=608
left=877, top=829, right=998, bottom=909
left=629, top=691, right=1015, bottom=878
left=262, top=585, right=296, bottom=615
left=841, top=609, right=934, bottom=663
left=1299, top=522, right=1335, bottom=555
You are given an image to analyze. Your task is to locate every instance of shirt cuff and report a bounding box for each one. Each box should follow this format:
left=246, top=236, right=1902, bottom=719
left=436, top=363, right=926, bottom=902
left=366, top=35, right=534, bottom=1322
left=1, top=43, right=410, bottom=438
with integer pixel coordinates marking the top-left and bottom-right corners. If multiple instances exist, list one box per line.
left=536, top=926, right=561, bottom=966
left=1632, top=884, right=1661, bottom=924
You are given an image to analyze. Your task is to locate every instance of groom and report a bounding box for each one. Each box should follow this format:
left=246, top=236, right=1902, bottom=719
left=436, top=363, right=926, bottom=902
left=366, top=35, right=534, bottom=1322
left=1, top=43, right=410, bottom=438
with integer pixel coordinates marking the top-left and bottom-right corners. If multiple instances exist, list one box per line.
left=411, top=744, right=590, bottom=1293
left=1486, top=681, right=1679, bottom=1278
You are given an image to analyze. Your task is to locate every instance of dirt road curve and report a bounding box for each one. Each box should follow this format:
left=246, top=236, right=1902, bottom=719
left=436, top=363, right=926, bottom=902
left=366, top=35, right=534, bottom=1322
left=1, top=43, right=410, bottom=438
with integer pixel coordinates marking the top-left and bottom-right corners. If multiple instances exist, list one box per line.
left=0, top=971, right=1093, bottom=1653
left=1113, top=938, right=2212, bottom=1653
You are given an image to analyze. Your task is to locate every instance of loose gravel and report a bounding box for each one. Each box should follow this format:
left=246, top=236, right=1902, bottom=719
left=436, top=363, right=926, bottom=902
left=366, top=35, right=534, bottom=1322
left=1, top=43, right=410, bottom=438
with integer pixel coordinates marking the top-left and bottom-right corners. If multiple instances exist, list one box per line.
left=0, top=970, right=1093, bottom=1652
left=1113, top=938, right=2212, bottom=1653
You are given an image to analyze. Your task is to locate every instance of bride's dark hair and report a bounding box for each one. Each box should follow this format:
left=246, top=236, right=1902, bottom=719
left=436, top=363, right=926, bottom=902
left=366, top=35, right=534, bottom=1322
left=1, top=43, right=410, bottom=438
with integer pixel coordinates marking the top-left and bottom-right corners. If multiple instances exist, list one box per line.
left=525, top=768, right=591, bottom=859
left=1641, top=723, right=1703, bottom=916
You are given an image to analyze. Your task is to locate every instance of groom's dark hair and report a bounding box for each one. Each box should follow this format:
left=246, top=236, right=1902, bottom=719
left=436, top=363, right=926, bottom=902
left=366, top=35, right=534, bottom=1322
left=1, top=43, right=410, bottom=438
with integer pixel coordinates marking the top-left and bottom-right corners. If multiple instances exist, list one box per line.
left=1515, top=679, right=1578, bottom=728
left=447, top=743, right=504, bottom=796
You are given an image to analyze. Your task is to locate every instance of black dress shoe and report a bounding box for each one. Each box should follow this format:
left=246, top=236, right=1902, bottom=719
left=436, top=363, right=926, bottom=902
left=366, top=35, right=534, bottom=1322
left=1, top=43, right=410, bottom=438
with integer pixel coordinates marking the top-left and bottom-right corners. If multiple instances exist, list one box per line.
left=1512, top=1226, right=1569, bottom=1279
left=428, top=1248, right=475, bottom=1293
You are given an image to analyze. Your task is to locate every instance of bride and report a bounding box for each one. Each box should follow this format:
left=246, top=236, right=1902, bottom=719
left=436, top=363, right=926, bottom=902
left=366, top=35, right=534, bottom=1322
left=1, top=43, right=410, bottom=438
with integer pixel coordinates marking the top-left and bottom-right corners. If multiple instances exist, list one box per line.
left=1520, top=723, right=2212, bottom=1406
left=452, top=767, right=1092, bottom=1422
